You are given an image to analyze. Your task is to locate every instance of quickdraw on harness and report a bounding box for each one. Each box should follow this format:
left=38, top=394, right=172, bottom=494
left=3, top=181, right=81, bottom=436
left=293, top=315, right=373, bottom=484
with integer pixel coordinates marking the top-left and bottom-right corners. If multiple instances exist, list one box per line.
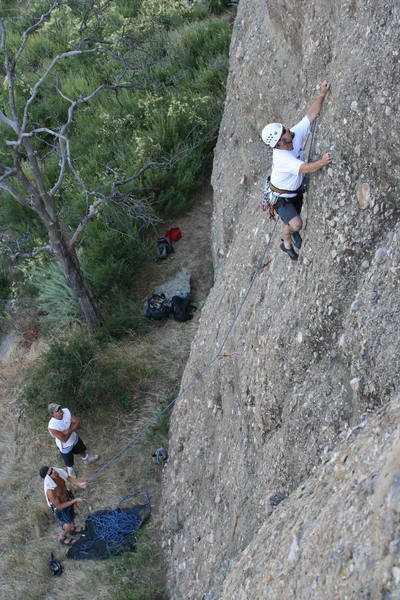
left=260, top=176, right=304, bottom=221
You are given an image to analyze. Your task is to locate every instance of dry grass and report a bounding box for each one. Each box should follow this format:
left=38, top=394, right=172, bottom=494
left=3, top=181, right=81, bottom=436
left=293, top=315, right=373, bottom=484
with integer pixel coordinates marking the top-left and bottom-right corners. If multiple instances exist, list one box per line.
left=0, top=185, right=213, bottom=600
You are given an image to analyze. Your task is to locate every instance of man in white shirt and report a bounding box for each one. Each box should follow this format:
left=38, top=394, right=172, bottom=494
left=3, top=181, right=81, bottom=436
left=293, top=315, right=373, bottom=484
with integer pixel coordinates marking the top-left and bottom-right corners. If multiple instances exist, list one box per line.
left=48, top=403, right=98, bottom=478
left=261, top=80, right=332, bottom=260
left=39, top=465, right=87, bottom=545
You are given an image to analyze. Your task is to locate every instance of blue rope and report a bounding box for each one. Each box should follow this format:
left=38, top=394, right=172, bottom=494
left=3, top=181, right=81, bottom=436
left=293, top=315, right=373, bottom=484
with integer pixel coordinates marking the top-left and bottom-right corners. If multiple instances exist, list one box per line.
left=75, top=512, right=141, bottom=554
left=86, top=511, right=142, bottom=553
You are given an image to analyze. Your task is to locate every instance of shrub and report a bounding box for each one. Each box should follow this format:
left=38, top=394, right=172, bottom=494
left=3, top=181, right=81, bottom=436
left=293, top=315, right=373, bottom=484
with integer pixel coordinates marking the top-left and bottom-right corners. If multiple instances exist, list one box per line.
left=0, top=0, right=231, bottom=332
left=96, top=288, right=146, bottom=342
left=22, top=260, right=82, bottom=330
left=21, top=332, right=157, bottom=418
left=81, top=221, right=153, bottom=297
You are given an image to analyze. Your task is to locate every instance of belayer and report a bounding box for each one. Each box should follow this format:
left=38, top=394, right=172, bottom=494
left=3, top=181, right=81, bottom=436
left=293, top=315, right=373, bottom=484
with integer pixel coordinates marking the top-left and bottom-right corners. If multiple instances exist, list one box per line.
left=261, top=80, right=332, bottom=261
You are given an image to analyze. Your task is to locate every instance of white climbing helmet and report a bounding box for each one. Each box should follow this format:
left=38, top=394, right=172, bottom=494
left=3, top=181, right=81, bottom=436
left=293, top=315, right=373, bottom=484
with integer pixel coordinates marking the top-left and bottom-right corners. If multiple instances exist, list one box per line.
left=261, top=122, right=283, bottom=148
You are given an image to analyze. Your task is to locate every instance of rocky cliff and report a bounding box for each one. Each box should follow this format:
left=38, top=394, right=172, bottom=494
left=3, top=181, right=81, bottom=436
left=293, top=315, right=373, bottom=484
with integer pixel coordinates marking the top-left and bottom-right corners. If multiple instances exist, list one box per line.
left=162, top=1, right=400, bottom=598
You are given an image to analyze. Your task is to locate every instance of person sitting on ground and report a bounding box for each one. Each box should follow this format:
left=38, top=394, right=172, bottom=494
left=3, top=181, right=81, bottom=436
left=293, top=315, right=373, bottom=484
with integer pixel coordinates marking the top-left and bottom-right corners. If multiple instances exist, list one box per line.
left=261, top=80, right=332, bottom=261
left=48, top=403, right=98, bottom=478
left=39, top=465, right=87, bottom=545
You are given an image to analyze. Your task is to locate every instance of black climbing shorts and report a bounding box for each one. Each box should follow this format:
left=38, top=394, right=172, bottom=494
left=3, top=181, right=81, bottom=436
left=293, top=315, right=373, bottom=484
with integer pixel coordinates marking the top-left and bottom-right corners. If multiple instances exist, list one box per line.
left=55, top=504, right=75, bottom=525
left=60, top=437, right=86, bottom=467
left=276, top=193, right=303, bottom=224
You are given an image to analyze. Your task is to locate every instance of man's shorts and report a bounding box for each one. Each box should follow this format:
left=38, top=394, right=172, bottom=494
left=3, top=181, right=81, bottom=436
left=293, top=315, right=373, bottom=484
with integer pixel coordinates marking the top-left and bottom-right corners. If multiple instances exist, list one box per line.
left=55, top=504, right=75, bottom=525
left=276, top=193, right=303, bottom=224
left=60, top=437, right=87, bottom=467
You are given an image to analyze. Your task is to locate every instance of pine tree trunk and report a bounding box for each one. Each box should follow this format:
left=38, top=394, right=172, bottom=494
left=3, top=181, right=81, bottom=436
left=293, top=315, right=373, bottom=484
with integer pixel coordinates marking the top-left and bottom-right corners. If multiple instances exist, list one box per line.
left=9, top=140, right=103, bottom=332
left=47, top=222, right=102, bottom=333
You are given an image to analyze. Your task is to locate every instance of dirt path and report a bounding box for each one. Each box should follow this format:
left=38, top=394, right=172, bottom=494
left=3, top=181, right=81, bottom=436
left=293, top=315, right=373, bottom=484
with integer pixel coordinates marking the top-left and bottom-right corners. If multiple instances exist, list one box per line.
left=0, top=184, right=213, bottom=600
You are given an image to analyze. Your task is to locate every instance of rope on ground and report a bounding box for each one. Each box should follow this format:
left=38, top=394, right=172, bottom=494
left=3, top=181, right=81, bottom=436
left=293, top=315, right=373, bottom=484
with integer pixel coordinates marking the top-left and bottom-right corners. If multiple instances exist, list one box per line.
left=84, top=511, right=141, bottom=553
left=87, top=218, right=279, bottom=484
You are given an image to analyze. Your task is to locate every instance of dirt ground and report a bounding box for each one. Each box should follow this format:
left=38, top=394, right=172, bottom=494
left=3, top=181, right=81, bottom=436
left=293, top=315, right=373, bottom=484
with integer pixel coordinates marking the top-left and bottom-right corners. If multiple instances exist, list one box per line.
left=0, top=184, right=213, bottom=600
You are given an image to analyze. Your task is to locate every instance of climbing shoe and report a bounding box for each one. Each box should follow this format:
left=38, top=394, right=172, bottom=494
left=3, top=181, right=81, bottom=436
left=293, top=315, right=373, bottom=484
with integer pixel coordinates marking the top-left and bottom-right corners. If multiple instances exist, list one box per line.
left=290, top=231, right=302, bottom=249
left=280, top=242, right=298, bottom=261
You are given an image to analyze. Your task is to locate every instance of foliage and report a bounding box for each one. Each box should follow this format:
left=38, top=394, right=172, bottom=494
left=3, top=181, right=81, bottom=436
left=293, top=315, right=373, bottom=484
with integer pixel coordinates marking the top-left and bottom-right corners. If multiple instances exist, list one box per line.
left=20, top=260, right=82, bottom=329
left=0, top=0, right=231, bottom=332
left=21, top=332, right=155, bottom=417
left=0, top=254, right=12, bottom=299
left=81, top=220, right=152, bottom=297
left=145, top=403, right=171, bottom=443
left=96, top=288, right=146, bottom=342
left=90, top=529, right=166, bottom=600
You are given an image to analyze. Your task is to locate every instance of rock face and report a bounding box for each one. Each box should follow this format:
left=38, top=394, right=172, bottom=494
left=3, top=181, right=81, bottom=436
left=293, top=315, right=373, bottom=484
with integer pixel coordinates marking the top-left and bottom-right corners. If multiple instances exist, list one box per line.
left=162, top=1, right=400, bottom=598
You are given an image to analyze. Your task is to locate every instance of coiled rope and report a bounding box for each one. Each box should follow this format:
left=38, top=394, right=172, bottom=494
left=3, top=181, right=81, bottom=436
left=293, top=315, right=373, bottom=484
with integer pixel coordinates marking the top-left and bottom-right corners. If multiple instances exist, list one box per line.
left=76, top=491, right=150, bottom=553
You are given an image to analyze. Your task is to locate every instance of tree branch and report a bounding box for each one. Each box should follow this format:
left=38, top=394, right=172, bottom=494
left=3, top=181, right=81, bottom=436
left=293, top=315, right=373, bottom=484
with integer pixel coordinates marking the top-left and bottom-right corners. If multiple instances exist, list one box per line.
left=13, top=1, right=61, bottom=68
left=21, top=48, right=99, bottom=132
left=0, top=179, right=32, bottom=208
left=0, top=18, right=20, bottom=129
left=6, top=244, right=53, bottom=260
left=0, top=164, right=17, bottom=182
left=69, top=198, right=107, bottom=248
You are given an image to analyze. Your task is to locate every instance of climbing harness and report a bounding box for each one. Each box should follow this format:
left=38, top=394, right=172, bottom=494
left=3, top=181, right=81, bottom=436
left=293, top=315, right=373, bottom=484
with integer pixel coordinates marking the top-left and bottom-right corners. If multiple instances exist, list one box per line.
left=261, top=177, right=305, bottom=221
left=261, top=118, right=318, bottom=222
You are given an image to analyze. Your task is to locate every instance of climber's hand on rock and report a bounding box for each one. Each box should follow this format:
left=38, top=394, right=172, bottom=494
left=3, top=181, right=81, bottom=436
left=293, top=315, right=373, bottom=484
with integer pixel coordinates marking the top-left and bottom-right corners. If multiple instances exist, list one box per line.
left=320, top=80, right=331, bottom=96
left=321, top=152, right=332, bottom=165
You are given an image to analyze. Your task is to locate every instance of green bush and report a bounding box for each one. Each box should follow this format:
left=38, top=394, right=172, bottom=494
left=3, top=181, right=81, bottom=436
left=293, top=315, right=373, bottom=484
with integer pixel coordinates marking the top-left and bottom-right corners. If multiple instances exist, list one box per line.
left=22, top=260, right=82, bottom=330
left=81, top=221, right=152, bottom=297
left=0, top=0, right=231, bottom=332
left=96, top=288, right=146, bottom=342
left=21, top=333, right=152, bottom=417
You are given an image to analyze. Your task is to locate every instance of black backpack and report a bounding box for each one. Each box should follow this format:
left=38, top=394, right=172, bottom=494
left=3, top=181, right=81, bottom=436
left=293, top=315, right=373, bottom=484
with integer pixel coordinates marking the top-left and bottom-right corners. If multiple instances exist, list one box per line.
left=170, top=295, right=196, bottom=322
left=145, top=293, right=171, bottom=320
left=155, top=237, right=174, bottom=261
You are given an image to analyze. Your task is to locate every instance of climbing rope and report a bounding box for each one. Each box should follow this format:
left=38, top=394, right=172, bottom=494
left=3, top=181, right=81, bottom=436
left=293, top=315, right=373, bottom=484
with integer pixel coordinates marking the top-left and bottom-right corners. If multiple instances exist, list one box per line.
left=85, top=120, right=320, bottom=485
left=74, top=491, right=150, bottom=554
left=87, top=216, right=279, bottom=484
left=84, top=511, right=141, bottom=553
left=86, top=120, right=320, bottom=486
left=303, top=118, right=318, bottom=231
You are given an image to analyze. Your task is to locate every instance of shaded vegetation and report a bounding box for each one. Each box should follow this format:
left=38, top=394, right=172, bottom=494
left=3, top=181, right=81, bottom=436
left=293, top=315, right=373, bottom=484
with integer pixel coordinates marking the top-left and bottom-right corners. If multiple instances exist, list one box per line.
left=21, top=332, right=157, bottom=418
left=2, top=2, right=232, bottom=599
left=0, top=0, right=231, bottom=334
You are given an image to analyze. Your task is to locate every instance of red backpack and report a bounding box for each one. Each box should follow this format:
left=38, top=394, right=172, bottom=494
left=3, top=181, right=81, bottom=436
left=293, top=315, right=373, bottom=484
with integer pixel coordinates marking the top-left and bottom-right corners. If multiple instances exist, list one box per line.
left=165, top=227, right=182, bottom=242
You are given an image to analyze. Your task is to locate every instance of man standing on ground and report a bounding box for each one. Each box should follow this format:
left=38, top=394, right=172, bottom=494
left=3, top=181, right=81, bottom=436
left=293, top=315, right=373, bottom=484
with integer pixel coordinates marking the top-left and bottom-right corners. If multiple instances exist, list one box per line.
left=48, top=403, right=98, bottom=478
left=261, top=80, right=332, bottom=261
left=39, top=465, right=87, bottom=545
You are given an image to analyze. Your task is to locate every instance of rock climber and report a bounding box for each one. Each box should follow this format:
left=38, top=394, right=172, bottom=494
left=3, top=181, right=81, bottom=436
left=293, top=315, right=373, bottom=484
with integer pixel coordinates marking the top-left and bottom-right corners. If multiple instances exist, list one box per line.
left=39, top=465, right=87, bottom=545
left=261, top=80, right=332, bottom=260
left=48, top=403, right=98, bottom=478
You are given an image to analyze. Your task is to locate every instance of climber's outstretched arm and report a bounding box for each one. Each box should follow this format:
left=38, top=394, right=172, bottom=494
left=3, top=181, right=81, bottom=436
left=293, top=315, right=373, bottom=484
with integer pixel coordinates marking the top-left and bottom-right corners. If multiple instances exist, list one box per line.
left=306, top=80, right=331, bottom=123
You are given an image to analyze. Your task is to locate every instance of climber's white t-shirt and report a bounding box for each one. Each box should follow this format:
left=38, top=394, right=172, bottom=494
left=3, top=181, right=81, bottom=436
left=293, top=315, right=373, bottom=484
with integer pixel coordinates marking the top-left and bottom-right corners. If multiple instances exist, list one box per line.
left=271, top=116, right=311, bottom=197
left=48, top=408, right=78, bottom=453
left=44, top=467, right=68, bottom=507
